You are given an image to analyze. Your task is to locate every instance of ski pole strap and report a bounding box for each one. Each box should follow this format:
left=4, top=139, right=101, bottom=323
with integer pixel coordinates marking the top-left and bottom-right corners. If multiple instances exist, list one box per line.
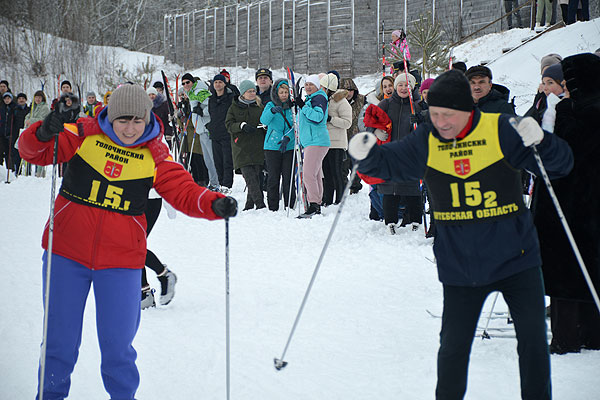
left=279, top=110, right=293, bottom=129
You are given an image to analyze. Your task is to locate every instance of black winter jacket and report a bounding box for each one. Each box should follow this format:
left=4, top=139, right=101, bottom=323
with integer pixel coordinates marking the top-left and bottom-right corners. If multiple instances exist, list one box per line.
left=475, top=84, right=515, bottom=115
left=358, top=109, right=573, bottom=287
left=376, top=92, right=422, bottom=196
left=207, top=88, right=235, bottom=140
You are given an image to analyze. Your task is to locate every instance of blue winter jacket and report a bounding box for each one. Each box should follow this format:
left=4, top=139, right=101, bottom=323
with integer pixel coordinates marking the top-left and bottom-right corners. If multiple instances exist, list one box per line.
left=298, top=89, right=330, bottom=148
left=260, top=80, right=295, bottom=152
left=358, top=110, right=574, bottom=287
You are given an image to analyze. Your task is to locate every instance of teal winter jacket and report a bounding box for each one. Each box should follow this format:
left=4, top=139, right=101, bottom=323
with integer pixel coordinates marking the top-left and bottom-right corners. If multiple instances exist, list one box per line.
left=298, top=89, right=330, bottom=148
left=260, top=79, right=295, bottom=152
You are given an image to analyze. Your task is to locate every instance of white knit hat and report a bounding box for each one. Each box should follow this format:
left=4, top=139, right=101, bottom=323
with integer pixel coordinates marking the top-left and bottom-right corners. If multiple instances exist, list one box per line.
left=394, top=73, right=416, bottom=90
left=305, top=74, right=321, bottom=90
left=146, top=87, right=158, bottom=96
left=319, top=73, right=339, bottom=91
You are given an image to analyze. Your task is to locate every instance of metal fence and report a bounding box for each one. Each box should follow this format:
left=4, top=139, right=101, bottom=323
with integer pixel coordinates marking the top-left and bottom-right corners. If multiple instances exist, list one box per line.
left=163, top=0, right=533, bottom=76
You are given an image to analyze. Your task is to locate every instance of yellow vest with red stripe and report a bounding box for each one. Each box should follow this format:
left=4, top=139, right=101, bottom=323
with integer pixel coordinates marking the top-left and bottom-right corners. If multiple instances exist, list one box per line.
left=60, top=124, right=155, bottom=215
left=423, top=113, right=525, bottom=225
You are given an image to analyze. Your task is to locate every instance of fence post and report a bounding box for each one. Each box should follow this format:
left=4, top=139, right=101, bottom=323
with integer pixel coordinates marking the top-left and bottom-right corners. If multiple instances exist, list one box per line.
left=247, top=4, right=250, bottom=68
left=327, top=0, right=330, bottom=71
left=351, top=0, right=355, bottom=76
left=307, top=0, right=310, bottom=72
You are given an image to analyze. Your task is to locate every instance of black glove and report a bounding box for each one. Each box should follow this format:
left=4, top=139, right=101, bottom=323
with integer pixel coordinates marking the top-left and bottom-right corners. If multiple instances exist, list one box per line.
left=409, top=114, right=420, bottom=126
left=278, top=136, right=291, bottom=153
left=212, top=196, right=238, bottom=218
left=327, top=115, right=332, bottom=122
left=294, top=96, right=305, bottom=109
left=36, top=111, right=65, bottom=142
left=192, top=104, right=204, bottom=117
left=271, top=105, right=283, bottom=114
left=241, top=123, right=256, bottom=134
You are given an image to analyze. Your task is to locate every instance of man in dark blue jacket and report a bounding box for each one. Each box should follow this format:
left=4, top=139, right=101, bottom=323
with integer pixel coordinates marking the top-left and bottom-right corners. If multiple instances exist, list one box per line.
left=349, top=70, right=573, bottom=400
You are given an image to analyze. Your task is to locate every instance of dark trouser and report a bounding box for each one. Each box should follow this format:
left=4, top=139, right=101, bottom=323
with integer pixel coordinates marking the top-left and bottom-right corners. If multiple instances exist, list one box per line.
left=212, top=136, right=234, bottom=188
left=187, top=153, right=208, bottom=186
left=505, top=0, right=522, bottom=28
left=383, top=194, right=422, bottom=225
left=342, top=154, right=363, bottom=193
left=436, top=267, right=551, bottom=400
left=322, top=148, right=346, bottom=205
left=264, top=149, right=296, bottom=211
left=568, top=0, right=589, bottom=23
left=142, top=198, right=166, bottom=288
left=0, top=136, right=9, bottom=171
left=550, top=298, right=600, bottom=352
left=240, top=164, right=265, bottom=209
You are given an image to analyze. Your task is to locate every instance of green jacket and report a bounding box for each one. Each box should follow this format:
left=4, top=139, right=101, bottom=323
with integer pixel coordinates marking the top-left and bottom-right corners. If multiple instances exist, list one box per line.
left=225, top=97, right=265, bottom=169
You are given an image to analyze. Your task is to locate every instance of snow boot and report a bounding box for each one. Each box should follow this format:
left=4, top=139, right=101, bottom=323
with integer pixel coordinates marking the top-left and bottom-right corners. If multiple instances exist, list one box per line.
left=157, top=268, right=178, bottom=306
left=298, top=202, right=321, bottom=218
left=141, top=286, right=156, bottom=310
left=387, top=223, right=397, bottom=235
left=411, top=222, right=420, bottom=231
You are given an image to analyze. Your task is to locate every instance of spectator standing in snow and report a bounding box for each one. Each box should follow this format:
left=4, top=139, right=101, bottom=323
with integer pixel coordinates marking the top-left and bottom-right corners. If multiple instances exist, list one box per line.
left=183, top=72, right=220, bottom=191
left=103, top=91, right=112, bottom=106
left=207, top=74, right=235, bottom=193
left=178, top=88, right=208, bottom=186
left=534, top=53, right=600, bottom=355
left=340, top=77, right=365, bottom=194
left=504, top=0, right=523, bottom=29
left=83, top=91, right=102, bottom=117
left=466, top=65, right=515, bottom=115
left=539, top=64, right=566, bottom=133
left=419, top=78, right=435, bottom=111
left=525, top=53, right=563, bottom=125
left=322, top=73, right=352, bottom=206
left=376, top=73, right=423, bottom=234
left=295, top=74, right=330, bottom=217
left=0, top=80, right=10, bottom=96
left=255, top=68, right=273, bottom=105
left=260, top=78, right=296, bottom=211
left=536, top=0, right=552, bottom=29
left=349, top=69, right=574, bottom=400
left=19, top=84, right=237, bottom=400
left=24, top=90, right=50, bottom=177
left=219, top=69, right=240, bottom=96
left=567, top=0, right=589, bottom=23
left=0, top=92, right=16, bottom=172
left=225, top=80, right=267, bottom=210
left=147, top=87, right=173, bottom=143
left=367, top=76, right=395, bottom=105
left=11, top=93, right=29, bottom=171
left=152, top=81, right=164, bottom=95
left=51, top=80, right=73, bottom=110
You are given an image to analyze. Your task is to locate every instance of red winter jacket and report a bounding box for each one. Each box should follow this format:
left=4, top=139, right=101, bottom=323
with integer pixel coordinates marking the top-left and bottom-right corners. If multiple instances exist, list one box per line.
left=358, top=104, right=392, bottom=184
left=19, top=116, right=225, bottom=270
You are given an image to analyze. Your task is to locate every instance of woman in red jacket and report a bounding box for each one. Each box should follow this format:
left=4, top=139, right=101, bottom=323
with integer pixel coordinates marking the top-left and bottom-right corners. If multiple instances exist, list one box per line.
left=19, top=84, right=237, bottom=400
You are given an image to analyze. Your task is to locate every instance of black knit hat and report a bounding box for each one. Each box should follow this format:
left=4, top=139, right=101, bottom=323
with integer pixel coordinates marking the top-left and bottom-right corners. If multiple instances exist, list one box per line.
left=427, top=70, right=474, bottom=112
left=153, top=81, right=164, bottom=89
left=465, top=65, right=492, bottom=81
left=393, top=60, right=410, bottom=73
left=181, top=73, right=195, bottom=84
left=452, top=61, right=467, bottom=73
left=61, top=80, right=72, bottom=89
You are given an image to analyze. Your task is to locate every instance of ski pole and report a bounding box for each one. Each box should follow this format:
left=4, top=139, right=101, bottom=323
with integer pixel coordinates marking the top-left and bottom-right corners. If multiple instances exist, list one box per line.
left=274, top=162, right=360, bottom=370
left=481, top=291, right=500, bottom=340
left=531, top=145, right=600, bottom=314
left=402, top=48, right=417, bottom=131
left=286, top=126, right=298, bottom=218
left=39, top=134, right=60, bottom=400
left=225, top=217, right=231, bottom=400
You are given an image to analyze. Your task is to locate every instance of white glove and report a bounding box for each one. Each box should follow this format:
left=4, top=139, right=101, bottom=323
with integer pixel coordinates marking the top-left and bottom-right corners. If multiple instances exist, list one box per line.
left=348, top=132, right=377, bottom=160
left=510, top=116, right=544, bottom=147
left=374, top=128, right=388, bottom=141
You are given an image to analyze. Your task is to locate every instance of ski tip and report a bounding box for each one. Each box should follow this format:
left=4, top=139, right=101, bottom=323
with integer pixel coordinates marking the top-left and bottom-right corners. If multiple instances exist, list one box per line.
left=274, top=358, right=288, bottom=371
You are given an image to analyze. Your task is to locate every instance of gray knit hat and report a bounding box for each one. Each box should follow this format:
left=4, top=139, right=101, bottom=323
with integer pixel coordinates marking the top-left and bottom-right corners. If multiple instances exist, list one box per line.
left=107, top=84, right=153, bottom=125
left=540, top=53, right=562, bottom=74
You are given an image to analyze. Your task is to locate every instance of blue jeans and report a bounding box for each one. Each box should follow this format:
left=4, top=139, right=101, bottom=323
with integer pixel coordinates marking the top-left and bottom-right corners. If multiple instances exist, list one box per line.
left=436, top=267, right=551, bottom=400
left=37, top=253, right=141, bottom=400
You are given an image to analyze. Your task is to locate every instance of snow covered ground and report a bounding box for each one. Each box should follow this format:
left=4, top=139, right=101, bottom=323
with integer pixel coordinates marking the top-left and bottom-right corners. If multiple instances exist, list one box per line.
left=1, top=19, right=600, bottom=400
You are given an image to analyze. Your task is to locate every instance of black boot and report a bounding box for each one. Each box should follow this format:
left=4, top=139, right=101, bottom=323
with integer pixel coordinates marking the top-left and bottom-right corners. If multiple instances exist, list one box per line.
left=299, top=202, right=321, bottom=218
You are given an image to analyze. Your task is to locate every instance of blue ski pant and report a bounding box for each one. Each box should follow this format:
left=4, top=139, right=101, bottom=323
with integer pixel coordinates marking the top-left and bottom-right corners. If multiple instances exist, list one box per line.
left=435, top=266, right=551, bottom=400
left=37, top=252, right=141, bottom=400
